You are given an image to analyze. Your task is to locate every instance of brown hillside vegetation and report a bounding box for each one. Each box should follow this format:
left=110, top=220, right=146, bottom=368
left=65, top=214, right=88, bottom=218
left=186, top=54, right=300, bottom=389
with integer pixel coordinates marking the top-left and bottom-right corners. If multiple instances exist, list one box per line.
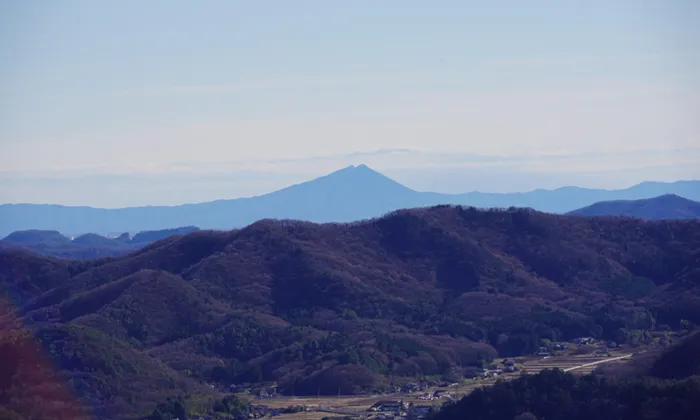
left=1, top=205, right=700, bottom=418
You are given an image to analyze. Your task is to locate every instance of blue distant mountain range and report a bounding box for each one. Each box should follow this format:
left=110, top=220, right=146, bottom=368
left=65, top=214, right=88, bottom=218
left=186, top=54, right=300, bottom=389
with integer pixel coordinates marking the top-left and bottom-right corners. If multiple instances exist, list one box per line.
left=0, top=226, right=200, bottom=259
left=1, top=164, right=699, bottom=236
left=567, top=194, right=700, bottom=220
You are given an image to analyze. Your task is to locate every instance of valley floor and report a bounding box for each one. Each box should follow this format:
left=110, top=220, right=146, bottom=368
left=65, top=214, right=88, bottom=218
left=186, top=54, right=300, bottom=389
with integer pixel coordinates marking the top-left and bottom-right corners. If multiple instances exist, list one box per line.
left=239, top=350, right=636, bottom=419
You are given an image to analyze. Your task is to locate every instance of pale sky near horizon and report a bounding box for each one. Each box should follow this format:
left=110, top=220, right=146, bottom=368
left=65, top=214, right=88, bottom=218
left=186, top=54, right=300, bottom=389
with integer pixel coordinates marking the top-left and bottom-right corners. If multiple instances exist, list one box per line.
left=1, top=1, right=700, bottom=207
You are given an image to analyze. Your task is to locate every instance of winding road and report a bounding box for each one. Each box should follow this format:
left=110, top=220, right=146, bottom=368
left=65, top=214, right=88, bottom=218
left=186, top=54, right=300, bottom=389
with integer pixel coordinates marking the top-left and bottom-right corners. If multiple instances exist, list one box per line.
left=562, top=354, right=633, bottom=372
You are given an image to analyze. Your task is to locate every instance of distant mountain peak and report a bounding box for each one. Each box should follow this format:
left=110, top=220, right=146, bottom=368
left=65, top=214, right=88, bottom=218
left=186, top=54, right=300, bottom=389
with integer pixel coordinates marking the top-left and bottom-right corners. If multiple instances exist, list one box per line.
left=1, top=164, right=699, bottom=235
left=283, top=164, right=413, bottom=194
left=329, top=163, right=379, bottom=176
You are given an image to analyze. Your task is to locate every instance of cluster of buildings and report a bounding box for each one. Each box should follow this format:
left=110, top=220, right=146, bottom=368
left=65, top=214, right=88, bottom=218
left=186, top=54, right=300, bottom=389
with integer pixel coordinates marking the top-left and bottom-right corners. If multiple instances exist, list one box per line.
left=368, top=400, right=437, bottom=419
left=572, top=337, right=596, bottom=345
left=219, top=382, right=280, bottom=398
left=476, top=358, right=521, bottom=378
left=255, top=386, right=279, bottom=399
left=395, top=380, right=457, bottom=394
left=415, top=389, right=454, bottom=401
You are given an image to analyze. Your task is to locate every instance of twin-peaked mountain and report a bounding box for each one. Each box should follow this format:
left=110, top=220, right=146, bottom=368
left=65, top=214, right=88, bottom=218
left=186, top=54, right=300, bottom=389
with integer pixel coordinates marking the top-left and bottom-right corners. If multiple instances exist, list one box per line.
left=0, top=226, right=199, bottom=259
left=1, top=164, right=699, bottom=236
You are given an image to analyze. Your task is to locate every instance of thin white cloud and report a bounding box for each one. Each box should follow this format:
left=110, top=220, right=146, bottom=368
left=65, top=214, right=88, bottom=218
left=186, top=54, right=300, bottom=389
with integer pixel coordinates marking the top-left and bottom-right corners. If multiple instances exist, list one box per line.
left=3, top=147, right=699, bottom=180
left=2, top=81, right=698, bottom=177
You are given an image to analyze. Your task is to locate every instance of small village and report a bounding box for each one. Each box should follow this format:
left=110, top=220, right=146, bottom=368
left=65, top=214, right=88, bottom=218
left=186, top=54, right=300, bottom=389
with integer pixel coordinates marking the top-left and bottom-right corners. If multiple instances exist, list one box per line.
left=179, top=333, right=681, bottom=420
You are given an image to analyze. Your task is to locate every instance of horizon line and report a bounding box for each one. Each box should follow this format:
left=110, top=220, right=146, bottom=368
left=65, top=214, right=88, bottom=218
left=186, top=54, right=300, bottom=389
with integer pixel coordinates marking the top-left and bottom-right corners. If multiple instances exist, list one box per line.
left=0, top=164, right=696, bottom=209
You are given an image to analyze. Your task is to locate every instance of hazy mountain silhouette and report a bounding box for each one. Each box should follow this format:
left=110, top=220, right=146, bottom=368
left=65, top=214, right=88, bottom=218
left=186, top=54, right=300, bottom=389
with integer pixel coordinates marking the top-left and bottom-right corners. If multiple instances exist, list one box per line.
left=0, top=227, right=201, bottom=259
left=129, top=226, right=200, bottom=244
left=3, top=230, right=72, bottom=247
left=568, top=194, right=700, bottom=220
left=1, top=164, right=698, bottom=235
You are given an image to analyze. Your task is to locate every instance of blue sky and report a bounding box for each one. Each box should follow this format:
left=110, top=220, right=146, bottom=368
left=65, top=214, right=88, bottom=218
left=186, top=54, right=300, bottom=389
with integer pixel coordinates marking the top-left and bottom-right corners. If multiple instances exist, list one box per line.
left=1, top=0, right=699, bottom=206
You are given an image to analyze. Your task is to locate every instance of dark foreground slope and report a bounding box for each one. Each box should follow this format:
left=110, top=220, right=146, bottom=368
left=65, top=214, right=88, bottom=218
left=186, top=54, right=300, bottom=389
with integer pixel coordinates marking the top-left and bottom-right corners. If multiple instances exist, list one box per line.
left=1, top=206, right=700, bottom=418
left=434, top=369, right=700, bottom=420
left=434, top=334, right=700, bottom=420
left=0, top=299, right=204, bottom=420
left=568, top=194, right=700, bottom=220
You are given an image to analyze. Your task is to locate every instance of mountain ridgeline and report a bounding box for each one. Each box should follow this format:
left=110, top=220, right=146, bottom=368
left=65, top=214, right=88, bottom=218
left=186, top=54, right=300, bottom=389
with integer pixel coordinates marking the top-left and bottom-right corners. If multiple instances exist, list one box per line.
left=1, top=164, right=699, bottom=236
left=568, top=194, right=700, bottom=220
left=0, top=226, right=200, bottom=259
left=1, top=205, right=699, bottom=418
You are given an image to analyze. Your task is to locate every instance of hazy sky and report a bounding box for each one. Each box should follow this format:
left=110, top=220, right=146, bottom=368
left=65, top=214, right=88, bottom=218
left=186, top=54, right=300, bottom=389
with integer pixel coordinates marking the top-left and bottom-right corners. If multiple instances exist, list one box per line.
left=2, top=0, right=699, bottom=206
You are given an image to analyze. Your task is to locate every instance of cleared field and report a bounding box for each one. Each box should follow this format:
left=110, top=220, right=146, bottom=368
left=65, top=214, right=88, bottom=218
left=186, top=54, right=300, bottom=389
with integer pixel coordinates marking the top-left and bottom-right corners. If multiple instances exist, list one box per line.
left=258, top=396, right=355, bottom=409
left=522, top=351, right=632, bottom=374
left=277, top=412, right=335, bottom=420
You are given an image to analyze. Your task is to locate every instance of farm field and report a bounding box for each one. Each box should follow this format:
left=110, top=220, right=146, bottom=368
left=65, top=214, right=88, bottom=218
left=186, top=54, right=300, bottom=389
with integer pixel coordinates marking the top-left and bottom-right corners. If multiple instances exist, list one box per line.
left=519, top=351, right=633, bottom=375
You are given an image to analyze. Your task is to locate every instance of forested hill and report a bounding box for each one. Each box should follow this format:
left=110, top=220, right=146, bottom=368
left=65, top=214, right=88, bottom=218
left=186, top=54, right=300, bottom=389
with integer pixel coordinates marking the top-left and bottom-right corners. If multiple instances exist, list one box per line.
left=1, top=205, right=700, bottom=418
left=433, top=334, right=700, bottom=420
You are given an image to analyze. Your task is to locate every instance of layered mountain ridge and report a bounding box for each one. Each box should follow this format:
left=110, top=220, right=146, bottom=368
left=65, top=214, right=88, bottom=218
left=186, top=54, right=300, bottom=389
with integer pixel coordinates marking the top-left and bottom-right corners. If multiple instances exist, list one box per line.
left=0, top=226, right=200, bottom=259
left=1, top=205, right=699, bottom=417
left=2, top=164, right=699, bottom=235
left=568, top=194, right=700, bottom=220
